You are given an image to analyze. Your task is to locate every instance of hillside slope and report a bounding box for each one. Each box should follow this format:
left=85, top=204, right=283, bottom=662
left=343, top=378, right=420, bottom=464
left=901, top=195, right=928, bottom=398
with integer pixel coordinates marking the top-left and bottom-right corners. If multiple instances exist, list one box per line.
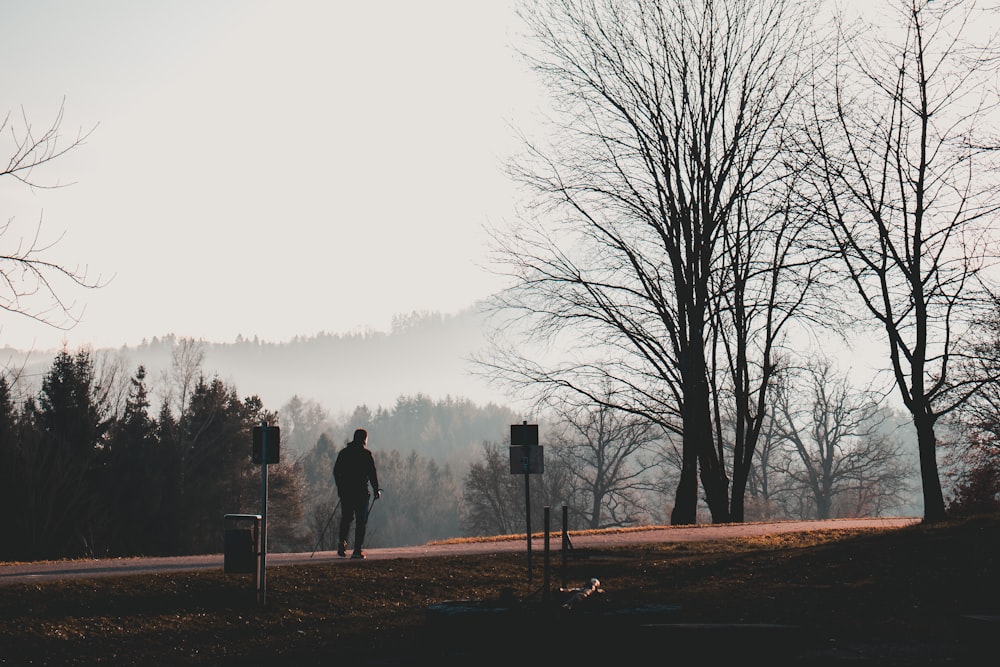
left=2, top=308, right=511, bottom=416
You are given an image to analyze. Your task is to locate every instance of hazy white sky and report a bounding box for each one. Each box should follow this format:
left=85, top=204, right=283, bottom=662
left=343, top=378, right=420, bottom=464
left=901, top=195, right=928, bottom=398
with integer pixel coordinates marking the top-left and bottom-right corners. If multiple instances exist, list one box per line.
left=2, top=0, right=992, bottom=357
left=1, top=0, right=539, bottom=351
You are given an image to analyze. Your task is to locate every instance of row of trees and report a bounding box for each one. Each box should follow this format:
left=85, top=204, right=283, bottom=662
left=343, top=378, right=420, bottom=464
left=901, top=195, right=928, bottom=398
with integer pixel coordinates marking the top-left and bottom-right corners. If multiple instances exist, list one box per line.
left=481, top=0, right=1000, bottom=524
left=460, top=357, right=923, bottom=536
left=0, top=348, right=303, bottom=561
left=299, top=394, right=520, bottom=549
left=0, top=342, right=524, bottom=561
left=2, top=334, right=988, bottom=562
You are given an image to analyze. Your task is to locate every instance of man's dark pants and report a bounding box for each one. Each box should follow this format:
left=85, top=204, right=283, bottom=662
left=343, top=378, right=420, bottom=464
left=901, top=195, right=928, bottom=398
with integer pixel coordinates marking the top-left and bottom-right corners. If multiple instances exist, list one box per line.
left=338, top=493, right=370, bottom=551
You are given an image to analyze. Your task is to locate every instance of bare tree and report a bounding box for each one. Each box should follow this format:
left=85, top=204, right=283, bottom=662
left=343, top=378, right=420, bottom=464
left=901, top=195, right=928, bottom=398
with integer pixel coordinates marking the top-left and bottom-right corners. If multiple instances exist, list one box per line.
left=482, top=0, right=817, bottom=523
left=461, top=441, right=525, bottom=536
left=92, top=349, right=132, bottom=422
left=279, top=395, right=333, bottom=459
left=157, top=336, right=206, bottom=417
left=1, top=101, right=101, bottom=334
left=803, top=0, right=1000, bottom=522
left=712, top=174, right=840, bottom=521
left=747, top=431, right=784, bottom=519
left=461, top=439, right=575, bottom=537
left=730, top=381, right=788, bottom=521
left=769, top=359, right=911, bottom=519
left=549, top=400, right=662, bottom=529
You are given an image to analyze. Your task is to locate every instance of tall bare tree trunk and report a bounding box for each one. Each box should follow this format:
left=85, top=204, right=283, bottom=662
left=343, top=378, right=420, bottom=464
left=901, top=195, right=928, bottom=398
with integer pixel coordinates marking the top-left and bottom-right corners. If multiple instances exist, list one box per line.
left=914, top=411, right=946, bottom=522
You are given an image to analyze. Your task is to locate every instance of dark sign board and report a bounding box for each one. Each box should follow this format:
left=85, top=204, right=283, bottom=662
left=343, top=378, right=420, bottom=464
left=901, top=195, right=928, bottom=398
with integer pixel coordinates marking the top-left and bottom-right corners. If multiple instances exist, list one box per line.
left=510, top=423, right=538, bottom=447
left=509, top=445, right=544, bottom=474
left=252, top=426, right=281, bottom=464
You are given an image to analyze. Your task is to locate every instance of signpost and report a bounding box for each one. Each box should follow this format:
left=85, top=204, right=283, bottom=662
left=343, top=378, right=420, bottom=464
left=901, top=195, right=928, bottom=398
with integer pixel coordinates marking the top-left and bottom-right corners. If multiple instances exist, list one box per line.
left=509, top=421, right=542, bottom=581
left=252, top=423, right=279, bottom=605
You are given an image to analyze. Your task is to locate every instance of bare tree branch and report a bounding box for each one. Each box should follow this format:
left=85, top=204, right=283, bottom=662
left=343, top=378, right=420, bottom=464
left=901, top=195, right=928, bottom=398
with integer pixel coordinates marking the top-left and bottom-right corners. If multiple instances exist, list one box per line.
left=0, top=100, right=104, bottom=337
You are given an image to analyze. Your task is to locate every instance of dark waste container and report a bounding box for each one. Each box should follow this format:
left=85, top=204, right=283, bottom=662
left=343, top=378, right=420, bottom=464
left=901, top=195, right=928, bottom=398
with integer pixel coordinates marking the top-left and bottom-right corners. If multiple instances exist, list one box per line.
left=224, top=514, right=261, bottom=574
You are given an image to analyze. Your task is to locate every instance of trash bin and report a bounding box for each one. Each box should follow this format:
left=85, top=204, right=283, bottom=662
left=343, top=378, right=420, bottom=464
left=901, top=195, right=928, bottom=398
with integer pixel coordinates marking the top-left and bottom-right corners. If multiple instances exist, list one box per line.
left=224, top=513, right=261, bottom=574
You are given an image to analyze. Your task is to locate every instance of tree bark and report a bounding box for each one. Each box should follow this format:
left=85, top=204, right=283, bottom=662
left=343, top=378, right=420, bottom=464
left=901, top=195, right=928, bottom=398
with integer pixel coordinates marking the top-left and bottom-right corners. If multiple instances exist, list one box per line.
left=914, top=411, right=946, bottom=523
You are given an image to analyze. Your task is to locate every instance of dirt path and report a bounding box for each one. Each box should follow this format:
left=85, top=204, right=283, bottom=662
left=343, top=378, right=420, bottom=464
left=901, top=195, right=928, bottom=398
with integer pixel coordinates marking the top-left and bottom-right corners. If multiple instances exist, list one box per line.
left=0, top=516, right=918, bottom=586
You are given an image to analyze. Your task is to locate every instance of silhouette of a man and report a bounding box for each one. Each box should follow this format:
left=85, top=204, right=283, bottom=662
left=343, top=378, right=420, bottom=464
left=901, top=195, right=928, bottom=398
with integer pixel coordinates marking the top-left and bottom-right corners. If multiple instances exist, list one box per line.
left=333, top=428, right=380, bottom=559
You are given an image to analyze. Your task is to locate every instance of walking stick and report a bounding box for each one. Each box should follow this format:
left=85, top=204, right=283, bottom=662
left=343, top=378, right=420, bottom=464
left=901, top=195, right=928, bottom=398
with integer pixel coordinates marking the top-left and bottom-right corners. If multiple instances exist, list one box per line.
left=310, top=497, right=341, bottom=558
left=367, top=489, right=382, bottom=518
left=361, top=489, right=383, bottom=544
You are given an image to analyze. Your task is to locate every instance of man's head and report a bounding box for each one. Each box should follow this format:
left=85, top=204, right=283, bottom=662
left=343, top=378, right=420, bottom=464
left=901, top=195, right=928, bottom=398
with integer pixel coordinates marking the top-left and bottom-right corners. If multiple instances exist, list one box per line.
left=352, top=428, right=368, bottom=446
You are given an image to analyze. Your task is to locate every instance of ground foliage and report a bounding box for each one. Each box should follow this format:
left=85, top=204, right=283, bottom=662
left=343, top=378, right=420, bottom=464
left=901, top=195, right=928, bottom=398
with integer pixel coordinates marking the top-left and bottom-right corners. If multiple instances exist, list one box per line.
left=1, top=515, right=998, bottom=666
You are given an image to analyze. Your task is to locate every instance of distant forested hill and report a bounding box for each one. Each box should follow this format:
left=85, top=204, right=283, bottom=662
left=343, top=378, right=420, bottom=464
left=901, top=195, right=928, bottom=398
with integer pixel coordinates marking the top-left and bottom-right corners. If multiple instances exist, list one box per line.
left=1, top=307, right=515, bottom=420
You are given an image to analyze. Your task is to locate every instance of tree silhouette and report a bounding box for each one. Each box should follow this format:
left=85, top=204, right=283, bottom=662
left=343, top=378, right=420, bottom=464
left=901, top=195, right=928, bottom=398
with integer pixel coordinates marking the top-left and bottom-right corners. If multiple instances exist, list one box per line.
left=482, top=0, right=817, bottom=523
left=802, top=0, right=1000, bottom=522
left=769, top=360, right=911, bottom=519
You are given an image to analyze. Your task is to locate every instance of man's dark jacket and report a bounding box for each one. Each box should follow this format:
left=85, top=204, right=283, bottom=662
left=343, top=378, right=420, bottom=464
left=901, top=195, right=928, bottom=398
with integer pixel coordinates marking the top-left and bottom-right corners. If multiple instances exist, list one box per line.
left=333, top=441, right=379, bottom=499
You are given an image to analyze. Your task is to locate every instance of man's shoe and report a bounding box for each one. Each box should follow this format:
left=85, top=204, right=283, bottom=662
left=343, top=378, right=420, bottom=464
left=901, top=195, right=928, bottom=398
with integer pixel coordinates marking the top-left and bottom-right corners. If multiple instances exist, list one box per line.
left=337, top=542, right=347, bottom=557
left=351, top=551, right=366, bottom=559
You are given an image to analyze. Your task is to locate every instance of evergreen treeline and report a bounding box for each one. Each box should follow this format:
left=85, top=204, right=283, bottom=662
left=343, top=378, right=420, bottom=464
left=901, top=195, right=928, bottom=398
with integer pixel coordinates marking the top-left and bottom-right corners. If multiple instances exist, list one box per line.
left=0, top=349, right=300, bottom=562
left=0, top=349, right=522, bottom=562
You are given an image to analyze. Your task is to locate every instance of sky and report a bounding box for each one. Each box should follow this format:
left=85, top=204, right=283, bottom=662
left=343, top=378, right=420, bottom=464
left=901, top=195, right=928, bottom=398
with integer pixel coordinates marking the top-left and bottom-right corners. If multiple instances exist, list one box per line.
left=1, top=0, right=539, bottom=351
left=1, top=0, right=992, bottom=360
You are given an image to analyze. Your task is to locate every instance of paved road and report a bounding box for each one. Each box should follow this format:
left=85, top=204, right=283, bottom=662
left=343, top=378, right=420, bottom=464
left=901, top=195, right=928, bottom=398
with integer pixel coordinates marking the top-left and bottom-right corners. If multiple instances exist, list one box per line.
left=0, top=516, right=918, bottom=587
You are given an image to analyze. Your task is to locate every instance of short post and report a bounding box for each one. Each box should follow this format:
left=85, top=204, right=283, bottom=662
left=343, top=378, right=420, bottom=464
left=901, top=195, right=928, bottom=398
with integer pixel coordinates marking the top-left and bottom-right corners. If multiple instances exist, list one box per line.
left=561, top=504, right=569, bottom=590
left=543, top=506, right=551, bottom=604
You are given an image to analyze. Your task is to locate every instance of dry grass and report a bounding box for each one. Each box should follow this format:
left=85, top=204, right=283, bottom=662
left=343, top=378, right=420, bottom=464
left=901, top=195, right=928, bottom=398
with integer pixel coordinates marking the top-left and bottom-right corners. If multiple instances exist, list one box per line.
left=1, top=515, right=998, bottom=666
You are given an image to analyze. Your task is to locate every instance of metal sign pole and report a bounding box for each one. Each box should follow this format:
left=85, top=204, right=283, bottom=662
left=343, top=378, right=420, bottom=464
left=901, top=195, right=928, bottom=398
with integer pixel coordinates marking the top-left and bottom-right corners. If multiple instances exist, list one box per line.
left=259, top=421, right=268, bottom=606
left=525, top=466, right=532, bottom=582
left=511, top=421, right=541, bottom=584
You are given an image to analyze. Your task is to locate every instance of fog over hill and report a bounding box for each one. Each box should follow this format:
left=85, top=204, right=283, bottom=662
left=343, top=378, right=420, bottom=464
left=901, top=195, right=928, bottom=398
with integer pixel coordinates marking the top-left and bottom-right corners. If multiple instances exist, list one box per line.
left=2, top=308, right=519, bottom=419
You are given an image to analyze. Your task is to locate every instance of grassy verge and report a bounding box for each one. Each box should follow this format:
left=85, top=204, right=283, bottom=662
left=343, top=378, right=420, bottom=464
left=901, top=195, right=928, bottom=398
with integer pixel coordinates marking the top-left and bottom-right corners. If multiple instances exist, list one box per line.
left=1, top=515, right=997, bottom=666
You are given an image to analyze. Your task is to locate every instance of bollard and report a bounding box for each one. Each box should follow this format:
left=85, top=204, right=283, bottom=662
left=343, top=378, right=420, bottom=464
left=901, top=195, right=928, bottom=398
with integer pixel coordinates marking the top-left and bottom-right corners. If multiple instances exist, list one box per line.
left=561, top=505, right=569, bottom=589
left=544, top=506, right=551, bottom=604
